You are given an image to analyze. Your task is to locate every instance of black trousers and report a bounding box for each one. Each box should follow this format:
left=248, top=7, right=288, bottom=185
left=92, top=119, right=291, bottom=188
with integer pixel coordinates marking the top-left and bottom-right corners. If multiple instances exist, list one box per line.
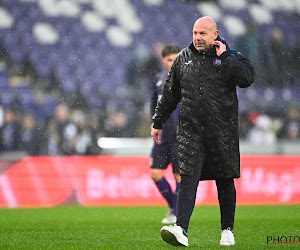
left=176, top=151, right=236, bottom=232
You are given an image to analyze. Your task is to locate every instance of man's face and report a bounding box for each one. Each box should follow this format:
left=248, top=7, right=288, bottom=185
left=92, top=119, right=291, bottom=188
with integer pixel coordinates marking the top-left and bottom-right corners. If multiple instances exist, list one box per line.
left=193, top=21, right=218, bottom=52
left=161, top=53, right=177, bottom=72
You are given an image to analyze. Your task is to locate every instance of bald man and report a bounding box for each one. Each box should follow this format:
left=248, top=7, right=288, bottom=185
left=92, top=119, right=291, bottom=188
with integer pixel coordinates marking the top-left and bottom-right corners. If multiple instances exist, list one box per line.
left=151, top=16, right=255, bottom=246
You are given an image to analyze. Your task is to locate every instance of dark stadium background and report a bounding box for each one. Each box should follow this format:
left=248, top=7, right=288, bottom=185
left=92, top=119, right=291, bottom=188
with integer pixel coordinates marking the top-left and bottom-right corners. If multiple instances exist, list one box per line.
left=0, top=0, right=299, bottom=208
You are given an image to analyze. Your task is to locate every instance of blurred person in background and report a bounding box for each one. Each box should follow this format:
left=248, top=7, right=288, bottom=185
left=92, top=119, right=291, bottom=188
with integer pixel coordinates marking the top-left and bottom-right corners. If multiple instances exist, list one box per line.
left=151, top=16, right=255, bottom=247
left=236, top=20, right=261, bottom=69
left=18, top=113, right=40, bottom=155
left=0, top=108, right=20, bottom=152
left=236, top=20, right=264, bottom=85
left=278, top=106, right=300, bottom=141
left=126, top=43, right=164, bottom=134
left=150, top=44, right=181, bottom=225
left=291, top=34, right=300, bottom=87
left=42, top=103, right=75, bottom=155
left=53, top=103, right=75, bottom=155
left=144, top=42, right=165, bottom=89
left=238, top=110, right=259, bottom=139
left=0, top=107, right=4, bottom=127
left=63, top=110, right=92, bottom=155
left=264, top=27, right=291, bottom=86
left=104, top=109, right=129, bottom=137
left=246, top=114, right=277, bottom=144
left=43, top=117, right=60, bottom=155
left=42, top=105, right=105, bottom=155
left=126, top=44, right=151, bottom=108
left=86, top=114, right=105, bottom=155
left=126, top=44, right=150, bottom=89
left=137, top=105, right=152, bottom=137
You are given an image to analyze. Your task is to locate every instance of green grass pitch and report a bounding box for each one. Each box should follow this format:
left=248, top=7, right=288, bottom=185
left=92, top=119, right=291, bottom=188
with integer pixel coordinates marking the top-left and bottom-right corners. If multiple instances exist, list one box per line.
left=0, top=205, right=299, bottom=249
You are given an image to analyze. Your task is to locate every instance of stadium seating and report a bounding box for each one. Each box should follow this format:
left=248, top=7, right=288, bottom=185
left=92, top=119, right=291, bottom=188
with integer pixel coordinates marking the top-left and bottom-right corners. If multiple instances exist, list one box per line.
left=0, top=0, right=299, bottom=120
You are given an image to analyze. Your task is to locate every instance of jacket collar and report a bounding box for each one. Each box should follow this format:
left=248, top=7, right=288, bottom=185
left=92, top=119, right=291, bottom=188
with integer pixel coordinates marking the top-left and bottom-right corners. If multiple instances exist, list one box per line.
left=189, top=35, right=229, bottom=56
left=189, top=43, right=216, bottom=56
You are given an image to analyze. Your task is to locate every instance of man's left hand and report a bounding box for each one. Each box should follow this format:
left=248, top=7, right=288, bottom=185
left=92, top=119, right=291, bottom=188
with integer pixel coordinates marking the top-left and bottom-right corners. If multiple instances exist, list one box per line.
left=211, top=41, right=226, bottom=57
left=151, top=125, right=162, bottom=145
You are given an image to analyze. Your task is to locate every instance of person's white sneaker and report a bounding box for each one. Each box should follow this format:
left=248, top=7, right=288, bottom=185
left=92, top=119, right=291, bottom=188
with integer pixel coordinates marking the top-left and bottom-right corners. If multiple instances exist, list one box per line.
left=220, top=228, right=235, bottom=246
left=161, top=209, right=176, bottom=224
left=160, top=224, right=188, bottom=247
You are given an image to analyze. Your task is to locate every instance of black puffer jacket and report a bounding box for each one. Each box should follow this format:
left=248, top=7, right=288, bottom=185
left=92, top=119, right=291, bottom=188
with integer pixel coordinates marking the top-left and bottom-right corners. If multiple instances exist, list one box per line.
left=152, top=39, right=255, bottom=180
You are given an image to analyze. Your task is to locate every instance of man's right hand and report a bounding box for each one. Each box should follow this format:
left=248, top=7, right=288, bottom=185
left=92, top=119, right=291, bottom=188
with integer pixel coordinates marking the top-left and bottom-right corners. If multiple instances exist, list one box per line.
left=151, top=125, right=162, bottom=145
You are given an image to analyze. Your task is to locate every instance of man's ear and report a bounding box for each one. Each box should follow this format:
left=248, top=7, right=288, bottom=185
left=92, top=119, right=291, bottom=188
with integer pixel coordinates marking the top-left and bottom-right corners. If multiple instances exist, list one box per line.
left=214, top=30, right=219, bottom=40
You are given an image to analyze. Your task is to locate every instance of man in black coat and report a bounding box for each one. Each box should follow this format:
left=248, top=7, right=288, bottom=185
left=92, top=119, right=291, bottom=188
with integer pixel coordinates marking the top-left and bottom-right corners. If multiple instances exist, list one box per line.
left=151, top=16, right=255, bottom=247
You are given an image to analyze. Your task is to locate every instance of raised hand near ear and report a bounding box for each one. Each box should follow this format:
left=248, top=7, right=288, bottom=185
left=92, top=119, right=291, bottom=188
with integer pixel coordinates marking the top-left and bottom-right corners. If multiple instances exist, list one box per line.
left=211, top=41, right=226, bottom=57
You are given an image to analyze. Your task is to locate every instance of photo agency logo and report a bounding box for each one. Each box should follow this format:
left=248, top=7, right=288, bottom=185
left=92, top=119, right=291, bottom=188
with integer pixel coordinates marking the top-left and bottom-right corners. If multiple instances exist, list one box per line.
left=267, top=235, right=300, bottom=244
